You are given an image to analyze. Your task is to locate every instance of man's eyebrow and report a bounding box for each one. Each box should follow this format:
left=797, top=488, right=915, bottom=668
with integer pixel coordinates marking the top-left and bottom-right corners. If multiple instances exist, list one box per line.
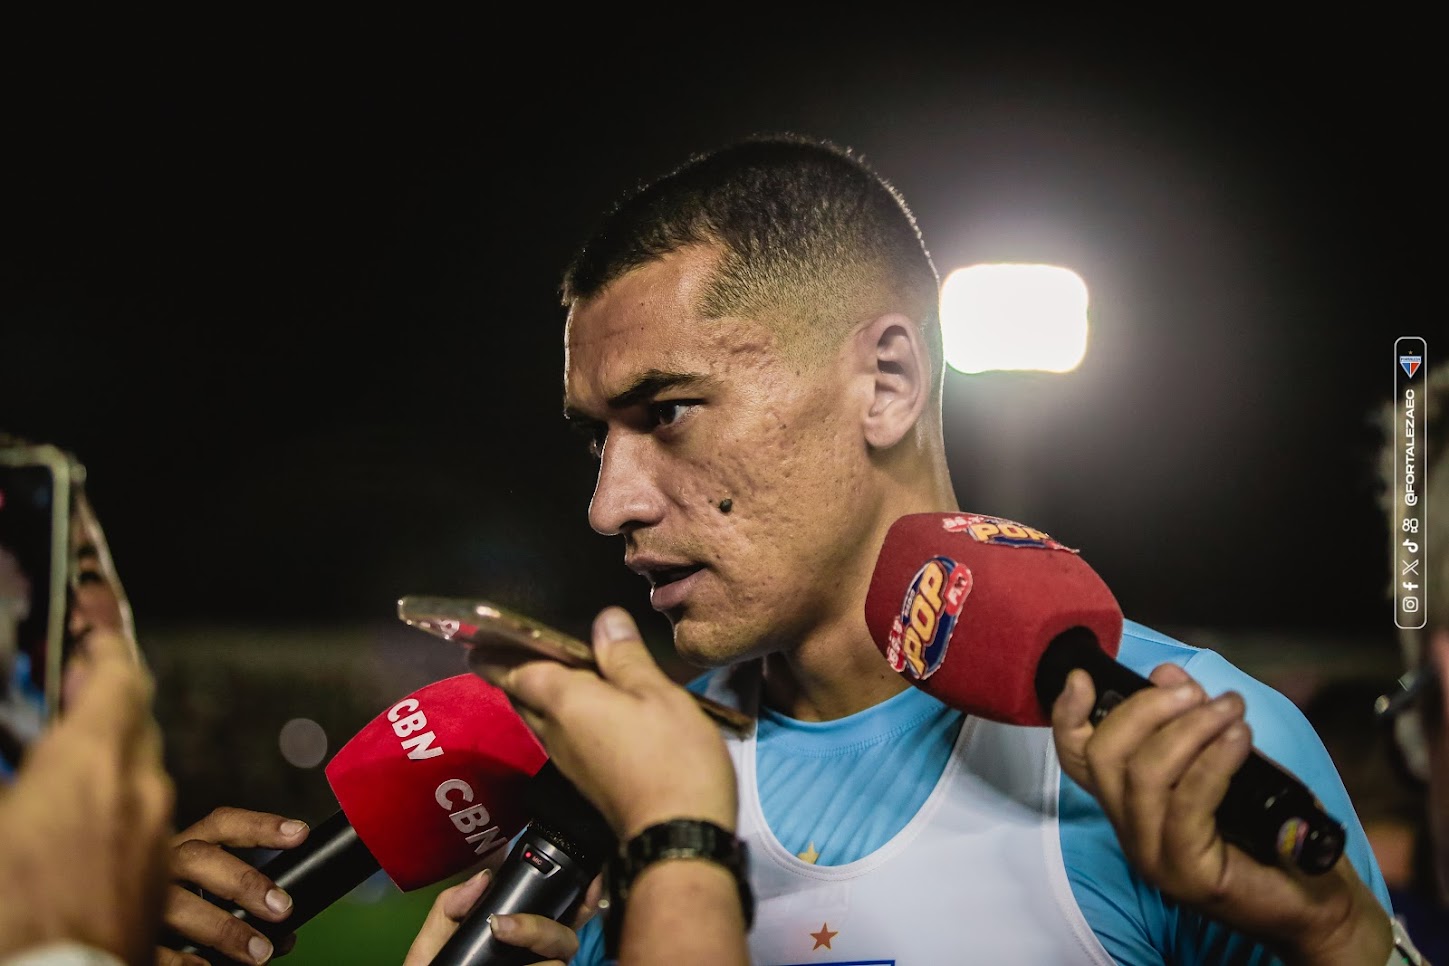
left=74, top=544, right=99, bottom=561
left=562, top=370, right=707, bottom=423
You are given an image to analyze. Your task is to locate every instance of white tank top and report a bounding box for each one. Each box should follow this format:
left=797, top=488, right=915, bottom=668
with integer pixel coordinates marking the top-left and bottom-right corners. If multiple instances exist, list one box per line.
left=704, top=670, right=1114, bottom=965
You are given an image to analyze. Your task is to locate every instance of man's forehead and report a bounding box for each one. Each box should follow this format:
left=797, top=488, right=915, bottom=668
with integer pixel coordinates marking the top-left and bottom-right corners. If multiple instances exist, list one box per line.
left=563, top=248, right=774, bottom=405
left=563, top=318, right=721, bottom=413
left=565, top=248, right=715, bottom=343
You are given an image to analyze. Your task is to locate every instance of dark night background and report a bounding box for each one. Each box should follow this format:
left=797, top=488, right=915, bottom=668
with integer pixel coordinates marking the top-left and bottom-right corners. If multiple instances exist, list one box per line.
left=0, top=15, right=1427, bottom=830
left=0, top=20, right=1431, bottom=963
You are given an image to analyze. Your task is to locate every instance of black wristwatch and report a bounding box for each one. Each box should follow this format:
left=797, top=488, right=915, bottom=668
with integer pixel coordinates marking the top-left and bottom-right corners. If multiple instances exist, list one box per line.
left=603, top=818, right=754, bottom=954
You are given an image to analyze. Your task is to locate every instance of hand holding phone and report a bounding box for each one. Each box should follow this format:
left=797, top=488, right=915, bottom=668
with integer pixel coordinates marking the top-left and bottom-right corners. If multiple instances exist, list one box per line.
left=1, top=442, right=80, bottom=774
left=397, top=595, right=753, bottom=735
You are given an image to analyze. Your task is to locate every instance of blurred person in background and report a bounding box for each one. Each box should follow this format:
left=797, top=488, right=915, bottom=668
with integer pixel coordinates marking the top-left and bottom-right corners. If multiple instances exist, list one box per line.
left=4, top=436, right=583, bottom=966
left=1303, top=678, right=1431, bottom=896
left=0, top=433, right=313, bottom=966
left=1376, top=363, right=1449, bottom=963
left=1, top=433, right=132, bottom=776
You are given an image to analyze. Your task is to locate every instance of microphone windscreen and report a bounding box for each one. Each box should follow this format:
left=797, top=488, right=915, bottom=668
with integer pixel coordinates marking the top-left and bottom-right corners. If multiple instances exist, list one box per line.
left=865, top=512, right=1124, bottom=726
left=325, top=673, right=547, bottom=890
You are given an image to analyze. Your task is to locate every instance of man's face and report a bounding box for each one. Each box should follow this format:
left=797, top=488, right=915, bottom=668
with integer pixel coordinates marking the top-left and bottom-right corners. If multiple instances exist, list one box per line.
left=564, top=245, right=878, bottom=666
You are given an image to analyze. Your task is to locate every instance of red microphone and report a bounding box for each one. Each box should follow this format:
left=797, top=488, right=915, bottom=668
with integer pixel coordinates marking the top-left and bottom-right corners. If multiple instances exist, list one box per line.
left=865, top=511, right=1346, bottom=874
left=325, top=672, right=546, bottom=889
left=176, top=673, right=547, bottom=961
left=864, top=511, right=1120, bottom=727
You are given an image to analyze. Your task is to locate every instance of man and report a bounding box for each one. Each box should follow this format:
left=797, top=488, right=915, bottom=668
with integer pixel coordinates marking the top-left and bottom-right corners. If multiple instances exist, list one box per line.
left=1376, top=363, right=1449, bottom=961
left=466, top=135, right=1398, bottom=963
left=0, top=472, right=306, bottom=966
left=64, top=482, right=307, bottom=966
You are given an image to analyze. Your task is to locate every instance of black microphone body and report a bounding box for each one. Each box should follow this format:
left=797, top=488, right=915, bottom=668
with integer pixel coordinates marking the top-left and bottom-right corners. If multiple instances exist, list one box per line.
left=180, top=809, right=381, bottom=962
left=432, top=761, right=615, bottom=966
left=1036, top=628, right=1346, bottom=874
left=434, top=820, right=603, bottom=966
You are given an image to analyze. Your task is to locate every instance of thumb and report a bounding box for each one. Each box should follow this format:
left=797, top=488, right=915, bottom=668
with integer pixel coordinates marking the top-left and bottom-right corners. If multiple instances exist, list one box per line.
left=63, top=629, right=154, bottom=741
left=1050, top=669, right=1099, bottom=793
left=592, top=607, right=666, bottom=694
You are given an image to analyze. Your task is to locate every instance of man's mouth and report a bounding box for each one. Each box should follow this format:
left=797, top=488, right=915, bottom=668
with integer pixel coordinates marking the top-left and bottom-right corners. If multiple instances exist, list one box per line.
left=646, top=564, right=705, bottom=589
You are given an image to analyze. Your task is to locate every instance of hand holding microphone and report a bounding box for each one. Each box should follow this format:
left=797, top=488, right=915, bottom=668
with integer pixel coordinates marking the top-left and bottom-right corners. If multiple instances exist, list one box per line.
left=162, top=806, right=313, bottom=965
left=865, top=512, right=1399, bottom=961
left=169, top=672, right=548, bottom=964
left=864, top=511, right=1345, bottom=872
left=422, top=760, right=614, bottom=966
left=415, top=606, right=747, bottom=966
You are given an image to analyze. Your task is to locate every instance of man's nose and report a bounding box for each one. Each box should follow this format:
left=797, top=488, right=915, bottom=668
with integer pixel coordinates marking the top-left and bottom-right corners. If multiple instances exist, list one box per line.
left=587, top=434, right=666, bottom=536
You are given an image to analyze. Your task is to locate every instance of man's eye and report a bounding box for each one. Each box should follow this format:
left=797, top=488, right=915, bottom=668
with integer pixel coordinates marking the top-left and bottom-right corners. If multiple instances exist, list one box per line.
left=649, top=401, right=697, bottom=428
left=568, top=420, right=607, bottom=458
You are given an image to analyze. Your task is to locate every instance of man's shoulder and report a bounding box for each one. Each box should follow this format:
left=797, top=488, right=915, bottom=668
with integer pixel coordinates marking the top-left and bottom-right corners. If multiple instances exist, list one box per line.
left=1115, top=619, right=1209, bottom=671
left=1117, top=620, right=1260, bottom=694
left=1115, top=620, right=1313, bottom=744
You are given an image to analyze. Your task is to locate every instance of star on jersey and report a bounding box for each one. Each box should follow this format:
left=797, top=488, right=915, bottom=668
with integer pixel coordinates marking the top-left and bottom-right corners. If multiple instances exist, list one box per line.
left=810, top=923, right=838, bottom=950
left=796, top=841, right=820, bottom=864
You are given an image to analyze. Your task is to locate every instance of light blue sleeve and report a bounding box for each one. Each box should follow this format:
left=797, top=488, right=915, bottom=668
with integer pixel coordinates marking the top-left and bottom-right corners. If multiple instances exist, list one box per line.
left=1059, top=625, right=1392, bottom=965
left=569, top=916, right=611, bottom=966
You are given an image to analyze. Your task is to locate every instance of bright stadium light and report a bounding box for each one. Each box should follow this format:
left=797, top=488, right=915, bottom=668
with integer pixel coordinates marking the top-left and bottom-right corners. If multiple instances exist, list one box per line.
left=940, top=263, right=1089, bottom=374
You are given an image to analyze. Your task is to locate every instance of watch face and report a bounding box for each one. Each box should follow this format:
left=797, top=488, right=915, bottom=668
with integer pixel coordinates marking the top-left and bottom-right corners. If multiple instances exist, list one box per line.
left=624, top=820, right=735, bottom=871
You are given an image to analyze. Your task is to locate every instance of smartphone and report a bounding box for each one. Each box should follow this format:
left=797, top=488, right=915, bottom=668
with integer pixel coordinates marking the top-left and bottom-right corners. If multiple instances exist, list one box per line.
left=1, top=443, right=81, bottom=773
left=397, top=594, right=753, bottom=735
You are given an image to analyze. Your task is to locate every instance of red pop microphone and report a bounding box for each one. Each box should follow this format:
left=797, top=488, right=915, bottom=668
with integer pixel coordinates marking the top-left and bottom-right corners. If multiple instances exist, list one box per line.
left=864, top=511, right=1121, bottom=727
left=865, top=511, right=1346, bottom=874
left=176, top=673, right=547, bottom=960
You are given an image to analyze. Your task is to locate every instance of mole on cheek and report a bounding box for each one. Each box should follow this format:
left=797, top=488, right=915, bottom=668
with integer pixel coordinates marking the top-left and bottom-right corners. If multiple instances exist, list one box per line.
left=718, top=498, right=733, bottom=514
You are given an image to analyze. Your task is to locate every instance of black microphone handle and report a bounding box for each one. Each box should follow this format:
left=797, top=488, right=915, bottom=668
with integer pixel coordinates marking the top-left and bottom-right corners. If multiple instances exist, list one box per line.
left=430, top=820, right=602, bottom=966
left=431, top=761, right=615, bottom=966
left=175, top=808, right=381, bottom=962
left=1035, top=628, right=1346, bottom=875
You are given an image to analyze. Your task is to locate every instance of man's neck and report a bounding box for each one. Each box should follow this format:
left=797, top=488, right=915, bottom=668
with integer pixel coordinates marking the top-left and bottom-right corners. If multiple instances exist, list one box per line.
left=757, top=483, right=959, bottom=722
left=759, top=624, right=911, bottom=722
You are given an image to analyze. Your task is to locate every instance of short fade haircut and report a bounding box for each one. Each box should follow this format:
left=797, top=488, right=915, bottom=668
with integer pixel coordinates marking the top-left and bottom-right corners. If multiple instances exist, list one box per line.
left=561, top=134, right=943, bottom=405
left=1376, top=363, right=1449, bottom=780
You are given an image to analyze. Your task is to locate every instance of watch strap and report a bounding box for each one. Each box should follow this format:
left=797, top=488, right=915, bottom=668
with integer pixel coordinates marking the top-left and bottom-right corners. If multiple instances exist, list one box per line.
left=607, top=819, right=754, bottom=937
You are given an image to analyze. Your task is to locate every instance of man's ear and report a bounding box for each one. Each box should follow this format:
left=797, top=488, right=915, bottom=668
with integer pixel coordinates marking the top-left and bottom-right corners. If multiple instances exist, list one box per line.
left=852, top=312, right=931, bottom=449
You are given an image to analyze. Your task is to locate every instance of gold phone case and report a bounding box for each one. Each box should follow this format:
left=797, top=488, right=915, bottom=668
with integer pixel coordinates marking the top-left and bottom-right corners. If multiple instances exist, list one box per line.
left=397, top=595, right=752, bottom=735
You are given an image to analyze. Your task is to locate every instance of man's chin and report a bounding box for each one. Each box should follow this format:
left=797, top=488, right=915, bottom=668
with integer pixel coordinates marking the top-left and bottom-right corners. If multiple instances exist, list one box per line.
left=670, top=615, right=761, bottom=669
